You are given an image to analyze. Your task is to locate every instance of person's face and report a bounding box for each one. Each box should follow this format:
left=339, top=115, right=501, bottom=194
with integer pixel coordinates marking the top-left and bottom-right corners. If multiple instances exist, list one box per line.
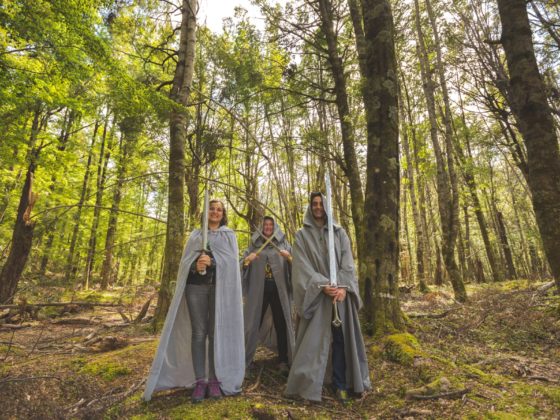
left=263, top=219, right=274, bottom=237
left=208, top=201, right=224, bottom=225
left=311, top=196, right=325, bottom=221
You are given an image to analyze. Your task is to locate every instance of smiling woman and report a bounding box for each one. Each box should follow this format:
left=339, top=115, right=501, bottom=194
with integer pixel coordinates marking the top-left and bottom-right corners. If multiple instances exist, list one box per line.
left=144, top=197, right=244, bottom=403
left=208, top=199, right=227, bottom=228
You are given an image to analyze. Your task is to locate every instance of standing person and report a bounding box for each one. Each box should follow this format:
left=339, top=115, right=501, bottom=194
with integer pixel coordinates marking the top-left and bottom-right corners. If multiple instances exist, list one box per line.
left=143, top=199, right=244, bottom=403
left=285, top=193, right=370, bottom=403
left=242, top=216, right=295, bottom=372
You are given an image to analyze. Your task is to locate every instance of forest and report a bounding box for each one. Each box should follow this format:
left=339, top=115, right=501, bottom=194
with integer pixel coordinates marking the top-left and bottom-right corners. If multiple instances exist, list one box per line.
left=0, top=0, right=559, bottom=418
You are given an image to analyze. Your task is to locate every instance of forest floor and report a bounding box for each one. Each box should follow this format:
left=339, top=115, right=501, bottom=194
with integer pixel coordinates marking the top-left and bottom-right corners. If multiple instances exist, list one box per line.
left=1, top=278, right=559, bottom=419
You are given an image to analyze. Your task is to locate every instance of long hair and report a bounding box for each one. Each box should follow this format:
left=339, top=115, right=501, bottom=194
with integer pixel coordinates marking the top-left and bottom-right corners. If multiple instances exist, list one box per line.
left=209, top=199, right=228, bottom=226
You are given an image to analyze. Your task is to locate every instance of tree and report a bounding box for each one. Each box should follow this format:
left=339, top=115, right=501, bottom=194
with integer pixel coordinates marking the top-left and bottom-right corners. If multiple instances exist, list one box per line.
left=358, top=0, right=405, bottom=334
left=154, top=0, right=198, bottom=327
left=496, top=0, right=560, bottom=292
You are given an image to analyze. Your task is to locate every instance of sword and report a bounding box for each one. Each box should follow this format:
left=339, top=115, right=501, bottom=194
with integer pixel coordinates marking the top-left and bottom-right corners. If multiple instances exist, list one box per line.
left=254, top=227, right=281, bottom=255
left=253, top=225, right=283, bottom=253
left=323, top=171, right=345, bottom=327
left=198, top=186, right=210, bottom=275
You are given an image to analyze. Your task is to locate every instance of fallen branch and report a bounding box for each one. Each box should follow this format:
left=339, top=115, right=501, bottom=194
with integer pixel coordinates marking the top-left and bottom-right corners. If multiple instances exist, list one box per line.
left=395, top=408, right=434, bottom=418
left=246, top=365, right=264, bottom=392
left=407, top=388, right=470, bottom=400
left=51, top=318, right=101, bottom=326
left=134, top=294, right=155, bottom=323
left=536, top=281, right=555, bottom=294
left=1, top=330, right=15, bottom=362
left=69, top=378, right=146, bottom=416
left=0, top=323, right=31, bottom=330
left=527, top=375, right=559, bottom=384
left=399, top=284, right=416, bottom=294
left=0, top=375, right=62, bottom=387
left=407, top=308, right=455, bottom=319
left=27, top=324, right=46, bottom=357
left=0, top=302, right=123, bottom=310
left=117, top=309, right=130, bottom=323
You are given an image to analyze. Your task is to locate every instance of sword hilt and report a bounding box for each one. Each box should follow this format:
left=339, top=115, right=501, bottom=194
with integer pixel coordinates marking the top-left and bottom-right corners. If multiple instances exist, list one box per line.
left=198, top=249, right=208, bottom=275
left=332, top=301, right=342, bottom=328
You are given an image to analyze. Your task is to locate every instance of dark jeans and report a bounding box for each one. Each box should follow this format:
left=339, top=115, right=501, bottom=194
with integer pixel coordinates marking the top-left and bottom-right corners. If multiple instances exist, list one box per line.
left=260, top=279, right=288, bottom=363
left=185, top=283, right=216, bottom=380
left=332, top=323, right=346, bottom=390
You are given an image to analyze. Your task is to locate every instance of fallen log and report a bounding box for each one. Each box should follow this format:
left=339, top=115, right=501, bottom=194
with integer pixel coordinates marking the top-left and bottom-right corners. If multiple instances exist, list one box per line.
left=0, top=302, right=123, bottom=310
left=0, top=323, right=32, bottom=330
left=50, top=318, right=101, bottom=326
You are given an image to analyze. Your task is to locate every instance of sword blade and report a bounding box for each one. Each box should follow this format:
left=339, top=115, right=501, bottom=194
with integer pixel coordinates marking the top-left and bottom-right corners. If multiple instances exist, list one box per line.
left=200, top=187, right=209, bottom=251
left=255, top=227, right=281, bottom=255
left=325, top=171, right=337, bottom=287
left=254, top=225, right=283, bottom=252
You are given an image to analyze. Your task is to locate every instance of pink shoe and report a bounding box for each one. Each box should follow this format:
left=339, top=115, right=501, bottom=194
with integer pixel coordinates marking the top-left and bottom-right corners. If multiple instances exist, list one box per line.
left=191, top=379, right=207, bottom=403
left=207, top=379, right=222, bottom=399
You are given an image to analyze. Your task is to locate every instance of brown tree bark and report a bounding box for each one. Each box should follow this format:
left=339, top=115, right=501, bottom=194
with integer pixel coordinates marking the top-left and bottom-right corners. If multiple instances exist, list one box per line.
left=495, top=209, right=517, bottom=279
left=413, top=0, right=466, bottom=301
left=496, top=0, right=560, bottom=292
left=100, top=116, right=143, bottom=289
left=154, top=0, right=198, bottom=327
left=84, top=114, right=115, bottom=288
left=316, top=0, right=365, bottom=270
left=0, top=169, right=37, bottom=303
left=359, top=0, right=404, bottom=335
left=400, top=82, right=428, bottom=292
left=65, top=120, right=99, bottom=282
left=0, top=104, right=43, bottom=303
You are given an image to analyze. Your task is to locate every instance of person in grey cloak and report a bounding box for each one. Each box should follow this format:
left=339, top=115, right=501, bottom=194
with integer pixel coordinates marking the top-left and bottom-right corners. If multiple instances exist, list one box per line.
left=285, top=192, right=371, bottom=404
left=143, top=199, right=245, bottom=403
left=242, top=216, right=295, bottom=372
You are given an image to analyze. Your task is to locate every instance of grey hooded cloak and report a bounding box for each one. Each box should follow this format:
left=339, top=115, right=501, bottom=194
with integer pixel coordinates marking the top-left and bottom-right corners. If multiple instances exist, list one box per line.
left=143, top=226, right=245, bottom=401
left=285, top=199, right=371, bottom=401
left=242, top=220, right=295, bottom=365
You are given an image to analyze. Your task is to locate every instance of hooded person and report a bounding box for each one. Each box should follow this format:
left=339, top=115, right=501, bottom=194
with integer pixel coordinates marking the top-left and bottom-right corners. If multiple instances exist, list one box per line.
left=241, top=216, right=295, bottom=371
left=285, top=192, right=371, bottom=403
left=143, top=199, right=244, bottom=403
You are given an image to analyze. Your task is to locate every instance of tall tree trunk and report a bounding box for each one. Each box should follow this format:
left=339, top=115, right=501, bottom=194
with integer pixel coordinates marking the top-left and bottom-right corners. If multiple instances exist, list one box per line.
left=400, top=83, right=428, bottom=292
left=456, top=84, right=502, bottom=282
left=154, top=0, right=198, bottom=327
left=425, top=0, right=467, bottom=299
left=413, top=0, right=466, bottom=301
left=84, top=114, right=114, bottom=288
left=359, top=0, right=404, bottom=335
left=100, top=116, right=143, bottom=289
left=65, top=120, right=99, bottom=282
left=495, top=208, right=517, bottom=279
left=0, top=168, right=37, bottom=303
left=0, top=104, right=43, bottom=303
left=316, top=0, right=365, bottom=276
left=496, top=0, right=560, bottom=292
left=38, top=108, right=75, bottom=275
